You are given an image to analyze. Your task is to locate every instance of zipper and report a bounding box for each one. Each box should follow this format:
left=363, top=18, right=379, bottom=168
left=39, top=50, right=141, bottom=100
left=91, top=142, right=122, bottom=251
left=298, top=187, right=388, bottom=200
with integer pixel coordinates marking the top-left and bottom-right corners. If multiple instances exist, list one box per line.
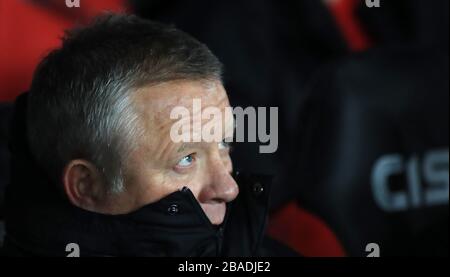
left=180, top=186, right=226, bottom=256
left=180, top=186, right=217, bottom=232
left=216, top=226, right=224, bottom=256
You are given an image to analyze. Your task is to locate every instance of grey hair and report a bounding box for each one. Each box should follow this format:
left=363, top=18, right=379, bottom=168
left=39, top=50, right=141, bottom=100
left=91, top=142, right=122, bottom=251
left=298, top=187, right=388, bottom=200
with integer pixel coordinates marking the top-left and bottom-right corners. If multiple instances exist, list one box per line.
left=27, top=14, right=223, bottom=193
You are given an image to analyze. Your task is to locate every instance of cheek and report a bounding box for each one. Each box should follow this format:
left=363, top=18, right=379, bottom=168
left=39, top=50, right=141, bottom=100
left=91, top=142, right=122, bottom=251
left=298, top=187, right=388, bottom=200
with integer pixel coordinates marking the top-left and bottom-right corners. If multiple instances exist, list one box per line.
left=126, top=169, right=181, bottom=206
left=171, top=159, right=215, bottom=200
left=178, top=165, right=207, bottom=199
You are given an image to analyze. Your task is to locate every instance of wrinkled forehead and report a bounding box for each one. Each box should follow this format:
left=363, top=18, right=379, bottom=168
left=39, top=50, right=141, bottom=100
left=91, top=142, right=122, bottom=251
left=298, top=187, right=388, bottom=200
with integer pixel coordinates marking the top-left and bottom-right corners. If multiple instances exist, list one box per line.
left=132, top=80, right=233, bottom=128
left=137, top=80, right=227, bottom=109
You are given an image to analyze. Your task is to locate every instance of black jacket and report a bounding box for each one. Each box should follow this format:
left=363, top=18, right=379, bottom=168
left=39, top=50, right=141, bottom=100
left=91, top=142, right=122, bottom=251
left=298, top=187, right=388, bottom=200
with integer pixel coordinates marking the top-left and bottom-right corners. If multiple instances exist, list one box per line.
left=1, top=93, right=297, bottom=257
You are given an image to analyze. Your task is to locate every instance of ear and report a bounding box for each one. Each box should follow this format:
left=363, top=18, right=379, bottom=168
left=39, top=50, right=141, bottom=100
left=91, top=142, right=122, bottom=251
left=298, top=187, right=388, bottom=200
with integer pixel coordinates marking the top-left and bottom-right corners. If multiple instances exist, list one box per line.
left=62, top=159, right=106, bottom=212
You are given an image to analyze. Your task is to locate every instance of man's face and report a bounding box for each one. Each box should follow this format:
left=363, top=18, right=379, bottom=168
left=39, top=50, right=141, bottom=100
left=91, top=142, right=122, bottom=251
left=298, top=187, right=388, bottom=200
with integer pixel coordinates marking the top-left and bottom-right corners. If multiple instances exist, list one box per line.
left=108, top=80, right=239, bottom=225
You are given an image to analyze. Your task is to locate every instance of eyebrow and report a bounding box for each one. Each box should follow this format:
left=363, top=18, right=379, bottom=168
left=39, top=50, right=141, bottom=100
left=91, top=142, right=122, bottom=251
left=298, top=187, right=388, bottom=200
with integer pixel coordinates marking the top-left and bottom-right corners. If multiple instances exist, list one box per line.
left=177, top=143, right=188, bottom=153
left=175, top=126, right=235, bottom=153
left=176, top=139, right=227, bottom=154
left=176, top=142, right=201, bottom=153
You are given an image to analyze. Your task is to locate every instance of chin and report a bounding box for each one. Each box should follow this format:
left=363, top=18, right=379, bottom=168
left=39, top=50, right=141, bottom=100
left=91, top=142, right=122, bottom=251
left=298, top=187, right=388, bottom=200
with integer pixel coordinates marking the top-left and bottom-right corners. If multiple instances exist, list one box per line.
left=201, top=202, right=227, bottom=225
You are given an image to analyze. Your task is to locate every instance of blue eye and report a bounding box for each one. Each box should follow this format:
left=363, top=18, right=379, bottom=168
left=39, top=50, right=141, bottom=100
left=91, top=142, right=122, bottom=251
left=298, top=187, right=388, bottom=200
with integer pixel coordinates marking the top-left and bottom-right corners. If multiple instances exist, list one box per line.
left=177, top=155, right=194, bottom=167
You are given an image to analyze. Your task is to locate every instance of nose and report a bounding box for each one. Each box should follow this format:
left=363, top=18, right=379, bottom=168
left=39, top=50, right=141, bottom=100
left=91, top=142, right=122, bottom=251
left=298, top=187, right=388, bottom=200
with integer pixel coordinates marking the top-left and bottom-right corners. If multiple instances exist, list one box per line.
left=197, top=158, right=239, bottom=204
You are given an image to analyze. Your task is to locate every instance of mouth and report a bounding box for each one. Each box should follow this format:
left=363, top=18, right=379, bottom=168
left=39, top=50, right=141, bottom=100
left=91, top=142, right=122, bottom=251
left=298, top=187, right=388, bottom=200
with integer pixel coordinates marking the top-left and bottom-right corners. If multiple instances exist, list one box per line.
left=200, top=202, right=227, bottom=225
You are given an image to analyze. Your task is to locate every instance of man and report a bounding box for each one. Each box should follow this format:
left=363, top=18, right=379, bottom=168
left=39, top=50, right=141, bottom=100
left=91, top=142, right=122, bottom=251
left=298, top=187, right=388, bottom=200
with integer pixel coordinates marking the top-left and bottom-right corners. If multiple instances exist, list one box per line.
left=2, top=14, right=295, bottom=256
